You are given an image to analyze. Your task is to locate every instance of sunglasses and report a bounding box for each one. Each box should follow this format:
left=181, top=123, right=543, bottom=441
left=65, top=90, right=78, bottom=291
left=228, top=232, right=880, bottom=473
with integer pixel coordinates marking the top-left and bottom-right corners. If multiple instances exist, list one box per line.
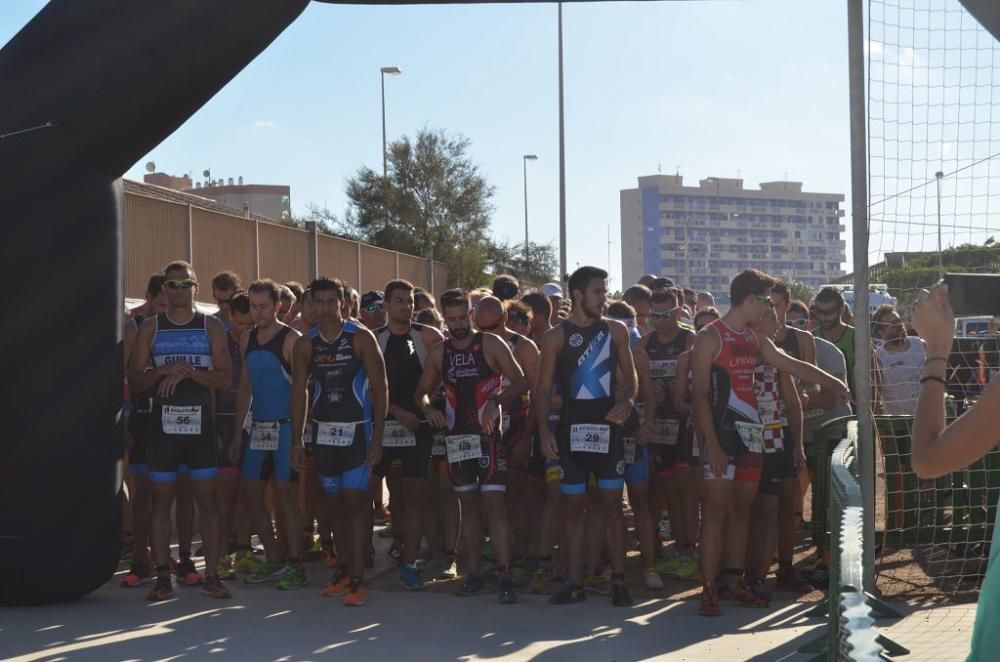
left=649, top=310, right=675, bottom=320
left=165, top=279, right=197, bottom=290
left=508, top=314, right=529, bottom=325
left=363, top=304, right=383, bottom=313
left=787, top=318, right=808, bottom=329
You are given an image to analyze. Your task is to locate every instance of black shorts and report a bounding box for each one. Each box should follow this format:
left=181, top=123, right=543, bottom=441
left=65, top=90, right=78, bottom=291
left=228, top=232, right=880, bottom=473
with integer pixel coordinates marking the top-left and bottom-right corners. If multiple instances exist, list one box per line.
left=647, top=416, right=686, bottom=475
left=148, top=404, right=218, bottom=482
left=758, top=448, right=789, bottom=496
left=446, top=433, right=507, bottom=493
left=311, top=419, right=371, bottom=494
left=557, top=422, right=625, bottom=495
left=127, top=411, right=151, bottom=475
left=375, top=422, right=434, bottom=480
left=215, top=413, right=241, bottom=474
left=502, top=413, right=529, bottom=456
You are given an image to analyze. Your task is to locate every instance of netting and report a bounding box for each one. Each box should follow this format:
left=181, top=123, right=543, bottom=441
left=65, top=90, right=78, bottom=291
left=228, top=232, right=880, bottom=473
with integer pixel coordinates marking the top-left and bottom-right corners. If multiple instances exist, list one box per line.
left=867, top=0, right=1000, bottom=600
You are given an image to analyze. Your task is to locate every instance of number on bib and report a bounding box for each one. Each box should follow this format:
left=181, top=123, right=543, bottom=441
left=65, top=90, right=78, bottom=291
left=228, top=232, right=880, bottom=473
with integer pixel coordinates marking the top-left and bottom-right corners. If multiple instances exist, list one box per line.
left=446, top=435, right=482, bottom=464
left=735, top=421, right=764, bottom=454
left=649, top=360, right=678, bottom=381
left=651, top=418, right=680, bottom=445
left=250, top=421, right=280, bottom=451
left=570, top=424, right=610, bottom=454
left=162, top=405, right=202, bottom=435
left=431, top=434, right=447, bottom=457
left=315, top=421, right=357, bottom=447
left=383, top=420, right=417, bottom=448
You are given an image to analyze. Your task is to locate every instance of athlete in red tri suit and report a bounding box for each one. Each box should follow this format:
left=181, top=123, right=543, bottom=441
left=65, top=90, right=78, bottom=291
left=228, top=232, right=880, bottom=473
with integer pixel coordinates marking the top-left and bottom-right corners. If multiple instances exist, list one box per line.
left=691, top=269, right=848, bottom=616
left=415, top=289, right=528, bottom=603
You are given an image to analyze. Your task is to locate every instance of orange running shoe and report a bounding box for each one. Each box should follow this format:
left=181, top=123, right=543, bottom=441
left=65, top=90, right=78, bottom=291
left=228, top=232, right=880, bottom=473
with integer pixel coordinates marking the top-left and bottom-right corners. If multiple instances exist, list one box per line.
left=322, top=575, right=351, bottom=598
left=322, top=550, right=339, bottom=568
left=343, top=583, right=367, bottom=607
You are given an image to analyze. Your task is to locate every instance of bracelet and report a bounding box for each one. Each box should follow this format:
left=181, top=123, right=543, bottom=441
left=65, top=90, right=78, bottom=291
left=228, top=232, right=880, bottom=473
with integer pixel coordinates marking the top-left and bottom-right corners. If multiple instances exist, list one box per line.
left=919, top=375, right=947, bottom=386
left=924, top=357, right=948, bottom=365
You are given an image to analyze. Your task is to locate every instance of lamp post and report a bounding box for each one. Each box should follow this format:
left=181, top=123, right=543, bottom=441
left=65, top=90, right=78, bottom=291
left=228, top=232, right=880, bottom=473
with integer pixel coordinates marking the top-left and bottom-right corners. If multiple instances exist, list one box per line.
left=522, top=154, right=538, bottom=269
left=380, top=66, right=402, bottom=177
left=935, top=170, right=944, bottom=273
left=557, top=1, right=567, bottom=288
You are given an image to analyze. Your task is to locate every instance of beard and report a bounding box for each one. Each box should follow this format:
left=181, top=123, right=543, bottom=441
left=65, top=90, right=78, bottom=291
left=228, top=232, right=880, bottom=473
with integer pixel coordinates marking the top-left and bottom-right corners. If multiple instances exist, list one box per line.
left=450, top=327, right=471, bottom=340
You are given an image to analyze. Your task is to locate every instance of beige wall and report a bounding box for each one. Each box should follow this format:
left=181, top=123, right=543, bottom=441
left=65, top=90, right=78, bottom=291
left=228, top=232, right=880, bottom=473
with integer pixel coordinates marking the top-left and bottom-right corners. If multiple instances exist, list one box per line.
left=124, top=191, right=448, bottom=300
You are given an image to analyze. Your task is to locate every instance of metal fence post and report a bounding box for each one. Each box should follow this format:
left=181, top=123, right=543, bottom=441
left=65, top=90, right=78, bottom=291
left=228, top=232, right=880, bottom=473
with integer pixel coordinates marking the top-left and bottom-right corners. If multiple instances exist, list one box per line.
left=253, top=217, right=260, bottom=279
left=356, top=241, right=363, bottom=292
left=186, top=203, right=194, bottom=263
left=306, top=220, right=318, bottom=280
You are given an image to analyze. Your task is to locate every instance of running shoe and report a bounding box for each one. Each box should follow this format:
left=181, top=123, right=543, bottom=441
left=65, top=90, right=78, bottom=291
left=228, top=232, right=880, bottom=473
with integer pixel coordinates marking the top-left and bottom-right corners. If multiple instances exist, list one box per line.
left=793, top=553, right=822, bottom=572
left=723, top=578, right=770, bottom=608
left=746, top=578, right=772, bottom=602
left=245, top=560, right=287, bottom=584
left=402, top=563, right=424, bottom=591
left=657, top=517, right=672, bottom=541
left=176, top=557, right=204, bottom=586
left=775, top=567, right=814, bottom=593
left=438, top=557, right=459, bottom=580
left=643, top=567, right=664, bottom=590
left=322, top=549, right=339, bottom=569
left=497, top=575, right=518, bottom=604
left=202, top=576, right=232, bottom=599
left=323, top=575, right=351, bottom=598
left=233, top=549, right=259, bottom=574
left=803, top=566, right=829, bottom=589
left=387, top=541, right=403, bottom=566
left=455, top=574, right=486, bottom=597
left=674, top=554, right=699, bottom=581
left=277, top=564, right=307, bottom=591
left=344, top=582, right=368, bottom=606
left=373, top=506, right=390, bottom=525
left=548, top=583, right=586, bottom=605
left=655, top=550, right=681, bottom=576
left=120, top=560, right=151, bottom=587
left=216, top=556, right=236, bottom=581
left=146, top=575, right=174, bottom=602
left=611, top=581, right=633, bottom=607
left=583, top=574, right=611, bottom=595
left=698, top=582, right=721, bottom=617
left=528, top=569, right=550, bottom=594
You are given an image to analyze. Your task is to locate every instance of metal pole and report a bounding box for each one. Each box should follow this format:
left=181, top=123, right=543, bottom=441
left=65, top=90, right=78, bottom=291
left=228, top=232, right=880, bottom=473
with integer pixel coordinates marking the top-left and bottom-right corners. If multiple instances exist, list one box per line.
left=381, top=71, right=388, bottom=178
left=523, top=156, right=530, bottom=267
left=935, top=171, right=944, bottom=273
left=846, top=0, right=875, bottom=592
left=557, top=1, right=567, bottom=288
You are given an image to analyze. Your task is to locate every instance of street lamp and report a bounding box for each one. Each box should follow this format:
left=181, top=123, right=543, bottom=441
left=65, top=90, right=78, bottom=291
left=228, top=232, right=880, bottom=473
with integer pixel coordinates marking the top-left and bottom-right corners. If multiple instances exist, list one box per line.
left=380, top=66, right=402, bottom=177
left=522, top=154, right=538, bottom=268
left=935, top=170, right=944, bottom=272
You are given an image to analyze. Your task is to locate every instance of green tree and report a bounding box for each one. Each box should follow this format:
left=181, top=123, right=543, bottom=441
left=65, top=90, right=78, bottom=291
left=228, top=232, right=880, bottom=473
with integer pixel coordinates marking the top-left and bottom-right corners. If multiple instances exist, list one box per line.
left=339, top=128, right=497, bottom=287
left=487, top=240, right=559, bottom=288
left=786, top=281, right=814, bottom=305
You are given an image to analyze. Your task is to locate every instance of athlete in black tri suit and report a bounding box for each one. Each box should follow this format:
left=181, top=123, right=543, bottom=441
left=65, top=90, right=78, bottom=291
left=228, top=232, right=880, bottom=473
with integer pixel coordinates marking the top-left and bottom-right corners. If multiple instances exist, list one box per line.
left=536, top=266, right=638, bottom=607
left=129, top=260, right=233, bottom=601
left=374, top=279, right=445, bottom=590
left=415, top=289, right=528, bottom=603
left=290, top=277, right=387, bottom=607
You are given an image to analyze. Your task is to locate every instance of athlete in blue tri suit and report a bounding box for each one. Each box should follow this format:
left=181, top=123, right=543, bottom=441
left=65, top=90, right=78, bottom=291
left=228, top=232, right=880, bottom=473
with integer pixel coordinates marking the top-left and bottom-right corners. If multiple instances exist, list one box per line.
left=231, top=279, right=306, bottom=590
left=129, top=260, right=233, bottom=602
left=290, top=277, right=388, bottom=607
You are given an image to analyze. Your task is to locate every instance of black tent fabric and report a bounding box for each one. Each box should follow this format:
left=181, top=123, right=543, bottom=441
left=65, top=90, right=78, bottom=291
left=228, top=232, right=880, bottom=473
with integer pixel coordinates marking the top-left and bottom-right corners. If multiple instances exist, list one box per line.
left=959, top=0, right=1000, bottom=45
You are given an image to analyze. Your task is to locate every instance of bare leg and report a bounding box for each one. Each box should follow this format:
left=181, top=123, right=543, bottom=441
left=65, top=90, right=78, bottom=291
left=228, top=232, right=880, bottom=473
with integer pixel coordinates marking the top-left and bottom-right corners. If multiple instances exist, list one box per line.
left=190, top=478, right=222, bottom=574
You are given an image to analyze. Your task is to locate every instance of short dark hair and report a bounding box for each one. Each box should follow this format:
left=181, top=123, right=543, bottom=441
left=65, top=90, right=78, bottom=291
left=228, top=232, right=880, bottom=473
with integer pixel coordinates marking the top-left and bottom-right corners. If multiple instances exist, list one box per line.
left=278, top=285, right=296, bottom=303
left=787, top=300, right=809, bottom=317
left=606, top=300, right=636, bottom=319
left=650, top=276, right=674, bottom=291
left=308, top=276, right=345, bottom=301
left=568, top=266, right=608, bottom=304
left=414, top=289, right=436, bottom=309
left=623, top=284, right=653, bottom=306
left=284, top=281, right=304, bottom=300
left=519, top=292, right=552, bottom=321
left=440, top=288, right=471, bottom=311
left=682, top=287, right=696, bottom=300
left=384, top=279, right=414, bottom=302
left=693, top=307, right=721, bottom=328
left=163, top=260, right=196, bottom=281
left=771, top=282, right=790, bottom=302
left=872, top=303, right=897, bottom=326
left=504, top=299, right=532, bottom=324
left=145, top=273, right=166, bottom=298
left=248, top=278, right=281, bottom=303
left=212, top=270, right=242, bottom=292
left=730, top=269, right=777, bottom=306
left=650, top=289, right=678, bottom=307
left=815, top=286, right=845, bottom=308
left=230, top=291, right=251, bottom=315
left=492, top=274, right=520, bottom=301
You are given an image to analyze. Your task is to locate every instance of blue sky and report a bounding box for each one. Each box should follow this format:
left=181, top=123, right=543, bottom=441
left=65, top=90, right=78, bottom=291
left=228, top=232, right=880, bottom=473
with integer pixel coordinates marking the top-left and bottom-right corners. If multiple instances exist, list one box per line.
left=2, top=1, right=855, bottom=288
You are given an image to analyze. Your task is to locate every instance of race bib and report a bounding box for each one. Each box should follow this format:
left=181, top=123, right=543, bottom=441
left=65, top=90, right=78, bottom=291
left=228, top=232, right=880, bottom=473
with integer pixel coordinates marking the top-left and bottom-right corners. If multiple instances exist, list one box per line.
left=735, top=421, right=764, bottom=454
left=651, top=418, right=680, bottom=445
left=315, top=421, right=357, bottom=447
left=570, top=423, right=610, bottom=454
left=649, top=360, right=678, bottom=381
left=162, top=405, right=201, bottom=435
left=624, top=439, right=637, bottom=465
left=249, top=421, right=280, bottom=451
left=431, top=433, right=447, bottom=457
left=446, top=434, right=482, bottom=464
left=383, top=420, right=417, bottom=448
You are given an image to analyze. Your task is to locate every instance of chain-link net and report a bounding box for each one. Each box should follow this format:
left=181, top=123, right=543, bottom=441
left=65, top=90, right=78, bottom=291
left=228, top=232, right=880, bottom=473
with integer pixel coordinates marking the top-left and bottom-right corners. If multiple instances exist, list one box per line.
left=868, top=0, right=1000, bottom=600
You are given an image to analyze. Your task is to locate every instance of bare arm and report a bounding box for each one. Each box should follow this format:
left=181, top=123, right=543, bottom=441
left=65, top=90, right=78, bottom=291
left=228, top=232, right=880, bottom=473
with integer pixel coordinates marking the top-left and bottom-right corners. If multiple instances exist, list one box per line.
left=534, top=326, right=563, bottom=459
left=414, top=343, right=444, bottom=424
left=485, top=334, right=528, bottom=410
left=610, top=321, right=638, bottom=407
left=128, top=319, right=162, bottom=394
left=759, top=335, right=847, bottom=401
left=232, top=335, right=252, bottom=444
left=778, top=368, right=803, bottom=459
left=289, top=335, right=312, bottom=447
left=692, top=326, right=726, bottom=475
left=633, top=347, right=656, bottom=443
left=356, top=328, right=388, bottom=463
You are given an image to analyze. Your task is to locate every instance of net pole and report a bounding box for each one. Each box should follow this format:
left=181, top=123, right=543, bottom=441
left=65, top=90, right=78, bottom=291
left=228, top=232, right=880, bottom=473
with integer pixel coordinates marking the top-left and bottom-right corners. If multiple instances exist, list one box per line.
left=846, top=0, right=876, bottom=593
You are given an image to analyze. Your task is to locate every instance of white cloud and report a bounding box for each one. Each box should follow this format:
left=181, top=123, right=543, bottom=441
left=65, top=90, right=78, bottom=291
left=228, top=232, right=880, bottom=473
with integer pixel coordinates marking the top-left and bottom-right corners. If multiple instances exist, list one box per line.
left=253, top=120, right=278, bottom=129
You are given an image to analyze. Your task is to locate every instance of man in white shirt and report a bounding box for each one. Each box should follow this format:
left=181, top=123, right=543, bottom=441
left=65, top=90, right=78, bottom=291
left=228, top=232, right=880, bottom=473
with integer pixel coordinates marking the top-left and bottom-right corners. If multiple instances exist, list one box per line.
left=874, top=304, right=927, bottom=416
